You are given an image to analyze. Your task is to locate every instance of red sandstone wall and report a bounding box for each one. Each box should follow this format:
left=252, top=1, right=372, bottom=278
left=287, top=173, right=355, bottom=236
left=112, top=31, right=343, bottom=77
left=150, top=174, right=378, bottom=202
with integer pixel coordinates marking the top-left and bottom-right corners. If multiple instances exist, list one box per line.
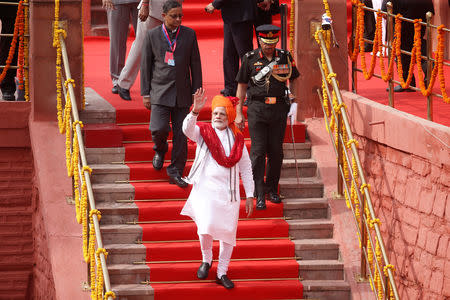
left=342, top=91, right=450, bottom=300
left=0, top=148, right=34, bottom=299
left=31, top=185, right=57, bottom=299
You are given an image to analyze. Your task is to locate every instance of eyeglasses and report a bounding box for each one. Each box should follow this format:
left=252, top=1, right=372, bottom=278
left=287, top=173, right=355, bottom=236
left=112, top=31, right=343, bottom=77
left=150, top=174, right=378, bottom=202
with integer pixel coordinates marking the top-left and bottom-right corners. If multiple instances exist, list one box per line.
left=168, top=14, right=183, bottom=19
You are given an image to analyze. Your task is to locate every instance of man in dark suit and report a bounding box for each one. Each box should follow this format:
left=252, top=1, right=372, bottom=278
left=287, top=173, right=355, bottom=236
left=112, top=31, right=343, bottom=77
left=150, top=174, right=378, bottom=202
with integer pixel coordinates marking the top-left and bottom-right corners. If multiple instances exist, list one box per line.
left=140, top=0, right=202, bottom=187
left=205, top=0, right=259, bottom=97
left=382, top=0, right=434, bottom=92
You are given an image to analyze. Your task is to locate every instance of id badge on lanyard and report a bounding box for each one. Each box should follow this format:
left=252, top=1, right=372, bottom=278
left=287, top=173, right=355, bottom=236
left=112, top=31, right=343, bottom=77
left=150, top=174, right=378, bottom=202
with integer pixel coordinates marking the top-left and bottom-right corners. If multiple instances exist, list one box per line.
left=162, top=24, right=179, bottom=67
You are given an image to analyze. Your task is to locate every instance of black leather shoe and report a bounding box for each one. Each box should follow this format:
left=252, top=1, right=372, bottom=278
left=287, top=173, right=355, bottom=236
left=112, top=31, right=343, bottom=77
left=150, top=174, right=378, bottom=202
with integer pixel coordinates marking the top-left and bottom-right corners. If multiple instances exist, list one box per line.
left=216, top=275, right=234, bottom=289
left=2, top=91, right=15, bottom=101
left=256, top=195, right=266, bottom=210
left=387, top=85, right=415, bottom=93
left=112, top=85, right=119, bottom=94
left=197, top=262, right=211, bottom=279
left=169, top=175, right=188, bottom=188
left=268, top=192, right=282, bottom=204
left=152, top=152, right=164, bottom=170
left=118, top=86, right=131, bottom=100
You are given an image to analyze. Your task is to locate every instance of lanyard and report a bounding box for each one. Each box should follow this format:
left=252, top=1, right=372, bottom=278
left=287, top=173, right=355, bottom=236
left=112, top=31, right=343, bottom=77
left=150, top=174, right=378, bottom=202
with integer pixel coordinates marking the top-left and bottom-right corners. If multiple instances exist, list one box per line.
left=162, top=24, right=180, bottom=52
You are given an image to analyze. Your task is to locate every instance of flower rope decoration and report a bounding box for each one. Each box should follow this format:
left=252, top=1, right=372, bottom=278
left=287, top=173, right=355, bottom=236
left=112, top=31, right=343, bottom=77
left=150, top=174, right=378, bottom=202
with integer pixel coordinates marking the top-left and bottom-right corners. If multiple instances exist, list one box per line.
left=0, top=0, right=24, bottom=84
left=290, top=0, right=295, bottom=51
left=350, top=0, right=450, bottom=104
left=23, top=0, right=29, bottom=101
left=88, top=209, right=101, bottom=299
left=104, top=291, right=116, bottom=300
left=96, top=248, right=108, bottom=299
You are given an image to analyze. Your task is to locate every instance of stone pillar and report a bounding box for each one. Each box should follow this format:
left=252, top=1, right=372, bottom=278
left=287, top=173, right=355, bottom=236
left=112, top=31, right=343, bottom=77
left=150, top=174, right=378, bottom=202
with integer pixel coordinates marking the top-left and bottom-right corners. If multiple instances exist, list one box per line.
left=292, top=0, right=349, bottom=120
left=29, top=0, right=83, bottom=121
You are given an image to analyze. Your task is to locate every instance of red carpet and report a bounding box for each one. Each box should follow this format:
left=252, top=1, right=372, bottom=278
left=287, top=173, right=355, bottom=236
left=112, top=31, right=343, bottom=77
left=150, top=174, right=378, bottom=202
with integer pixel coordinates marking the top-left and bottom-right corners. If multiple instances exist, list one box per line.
left=83, top=1, right=449, bottom=298
left=84, top=3, right=303, bottom=298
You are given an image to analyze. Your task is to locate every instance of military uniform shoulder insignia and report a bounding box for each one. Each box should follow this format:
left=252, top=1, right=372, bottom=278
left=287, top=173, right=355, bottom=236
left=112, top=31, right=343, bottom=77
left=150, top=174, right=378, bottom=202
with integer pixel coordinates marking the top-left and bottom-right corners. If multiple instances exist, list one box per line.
left=245, top=51, right=255, bottom=58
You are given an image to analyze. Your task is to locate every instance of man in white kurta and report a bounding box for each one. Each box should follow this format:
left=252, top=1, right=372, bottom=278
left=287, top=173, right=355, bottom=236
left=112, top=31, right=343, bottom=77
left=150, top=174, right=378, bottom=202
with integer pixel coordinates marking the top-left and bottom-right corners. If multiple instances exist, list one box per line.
left=181, top=88, right=254, bottom=289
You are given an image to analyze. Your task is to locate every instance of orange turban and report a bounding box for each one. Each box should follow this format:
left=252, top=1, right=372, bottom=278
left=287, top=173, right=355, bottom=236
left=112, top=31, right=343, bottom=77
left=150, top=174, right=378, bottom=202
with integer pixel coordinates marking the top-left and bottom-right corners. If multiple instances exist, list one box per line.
left=211, top=95, right=241, bottom=135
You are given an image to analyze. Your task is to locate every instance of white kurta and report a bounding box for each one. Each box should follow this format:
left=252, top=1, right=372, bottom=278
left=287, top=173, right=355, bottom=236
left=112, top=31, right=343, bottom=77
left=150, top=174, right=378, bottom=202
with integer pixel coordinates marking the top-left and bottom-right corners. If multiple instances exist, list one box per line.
left=180, top=113, right=254, bottom=246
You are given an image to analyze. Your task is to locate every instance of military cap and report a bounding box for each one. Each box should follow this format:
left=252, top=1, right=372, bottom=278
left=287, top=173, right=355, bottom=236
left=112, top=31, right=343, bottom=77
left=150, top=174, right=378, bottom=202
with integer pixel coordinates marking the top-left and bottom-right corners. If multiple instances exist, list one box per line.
left=256, top=24, right=280, bottom=44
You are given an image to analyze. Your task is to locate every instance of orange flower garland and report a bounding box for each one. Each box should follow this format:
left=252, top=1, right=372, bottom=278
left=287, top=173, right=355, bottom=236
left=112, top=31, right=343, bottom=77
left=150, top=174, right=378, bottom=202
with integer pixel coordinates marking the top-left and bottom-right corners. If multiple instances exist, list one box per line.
left=0, top=0, right=24, bottom=84
left=350, top=0, right=450, bottom=105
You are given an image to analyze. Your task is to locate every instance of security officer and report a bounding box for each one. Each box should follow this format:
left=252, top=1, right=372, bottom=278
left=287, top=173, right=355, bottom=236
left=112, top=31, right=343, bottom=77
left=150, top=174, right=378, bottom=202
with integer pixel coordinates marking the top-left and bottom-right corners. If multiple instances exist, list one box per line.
left=235, top=24, right=299, bottom=210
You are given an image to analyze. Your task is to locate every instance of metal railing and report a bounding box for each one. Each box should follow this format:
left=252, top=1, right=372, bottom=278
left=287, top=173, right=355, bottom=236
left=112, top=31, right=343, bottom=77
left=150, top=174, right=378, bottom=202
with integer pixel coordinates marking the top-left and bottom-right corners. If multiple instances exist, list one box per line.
left=350, top=1, right=450, bottom=121
left=316, top=30, right=400, bottom=300
left=55, top=23, right=114, bottom=300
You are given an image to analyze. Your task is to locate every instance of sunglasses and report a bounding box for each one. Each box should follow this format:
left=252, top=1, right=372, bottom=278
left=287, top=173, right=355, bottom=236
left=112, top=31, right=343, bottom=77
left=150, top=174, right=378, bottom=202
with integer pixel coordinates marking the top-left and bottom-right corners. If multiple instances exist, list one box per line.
left=168, top=13, right=183, bottom=19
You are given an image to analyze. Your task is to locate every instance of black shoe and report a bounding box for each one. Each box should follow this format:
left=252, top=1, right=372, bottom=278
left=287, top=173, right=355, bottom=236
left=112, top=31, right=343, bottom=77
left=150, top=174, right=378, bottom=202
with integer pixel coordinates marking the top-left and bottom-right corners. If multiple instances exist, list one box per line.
left=197, top=262, right=211, bottom=279
left=112, top=85, right=119, bottom=94
left=169, top=175, right=188, bottom=188
left=2, top=91, right=15, bottom=101
left=118, top=86, right=131, bottom=100
left=216, top=275, right=234, bottom=289
left=152, top=152, right=165, bottom=170
left=268, top=192, right=282, bottom=204
left=256, top=195, right=266, bottom=210
left=387, top=85, right=415, bottom=93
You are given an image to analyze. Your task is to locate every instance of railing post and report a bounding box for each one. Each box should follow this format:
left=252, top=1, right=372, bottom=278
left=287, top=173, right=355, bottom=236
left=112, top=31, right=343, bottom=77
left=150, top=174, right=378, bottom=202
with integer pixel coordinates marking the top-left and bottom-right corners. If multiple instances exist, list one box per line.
left=351, top=2, right=357, bottom=93
left=386, top=2, right=394, bottom=107
left=426, top=11, right=433, bottom=121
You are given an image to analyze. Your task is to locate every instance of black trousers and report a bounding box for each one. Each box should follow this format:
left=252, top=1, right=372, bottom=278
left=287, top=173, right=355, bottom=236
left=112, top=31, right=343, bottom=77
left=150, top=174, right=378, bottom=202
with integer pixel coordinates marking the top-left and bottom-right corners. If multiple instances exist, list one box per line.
left=223, top=20, right=253, bottom=96
left=149, top=104, right=189, bottom=177
left=0, top=12, right=18, bottom=94
left=247, top=100, right=289, bottom=197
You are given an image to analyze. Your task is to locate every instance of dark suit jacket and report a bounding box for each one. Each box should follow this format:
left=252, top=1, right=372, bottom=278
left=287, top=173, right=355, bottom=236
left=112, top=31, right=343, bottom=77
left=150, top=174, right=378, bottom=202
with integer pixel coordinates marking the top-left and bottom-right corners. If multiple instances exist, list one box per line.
left=140, top=25, right=202, bottom=108
left=212, top=0, right=257, bottom=24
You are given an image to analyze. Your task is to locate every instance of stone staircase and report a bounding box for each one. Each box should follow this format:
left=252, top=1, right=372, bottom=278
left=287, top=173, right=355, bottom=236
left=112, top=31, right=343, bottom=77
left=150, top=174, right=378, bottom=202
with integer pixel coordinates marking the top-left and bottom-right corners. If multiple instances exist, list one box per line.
left=80, top=90, right=351, bottom=300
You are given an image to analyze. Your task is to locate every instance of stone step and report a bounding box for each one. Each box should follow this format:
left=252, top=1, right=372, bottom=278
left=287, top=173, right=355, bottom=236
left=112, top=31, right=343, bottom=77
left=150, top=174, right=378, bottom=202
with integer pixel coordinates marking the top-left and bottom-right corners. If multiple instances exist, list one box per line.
left=92, top=183, right=134, bottom=203
left=283, top=141, right=312, bottom=159
left=108, top=264, right=150, bottom=285
left=105, top=244, right=147, bottom=264
left=281, top=158, right=317, bottom=178
left=101, top=224, right=142, bottom=244
left=283, top=198, right=329, bottom=219
left=110, top=283, right=154, bottom=300
left=280, top=177, right=324, bottom=199
left=91, top=163, right=130, bottom=184
left=108, top=259, right=343, bottom=286
left=90, top=24, right=109, bottom=37
left=301, top=280, right=351, bottom=300
left=293, top=239, right=339, bottom=261
left=86, top=148, right=125, bottom=165
left=287, top=219, right=334, bottom=240
left=80, top=87, right=116, bottom=124
left=97, top=202, right=138, bottom=224
left=96, top=197, right=329, bottom=225
left=298, top=260, right=344, bottom=281
left=101, top=218, right=333, bottom=246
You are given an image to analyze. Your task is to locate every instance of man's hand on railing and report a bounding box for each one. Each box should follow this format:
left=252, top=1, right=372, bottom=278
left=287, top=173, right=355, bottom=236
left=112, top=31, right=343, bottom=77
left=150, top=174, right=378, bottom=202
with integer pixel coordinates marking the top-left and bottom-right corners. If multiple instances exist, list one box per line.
left=102, top=0, right=115, bottom=10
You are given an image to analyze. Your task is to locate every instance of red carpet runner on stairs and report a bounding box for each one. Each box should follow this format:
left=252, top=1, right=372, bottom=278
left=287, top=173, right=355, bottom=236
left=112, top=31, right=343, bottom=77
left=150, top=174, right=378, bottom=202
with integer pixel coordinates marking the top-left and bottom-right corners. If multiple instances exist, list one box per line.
left=84, top=0, right=304, bottom=299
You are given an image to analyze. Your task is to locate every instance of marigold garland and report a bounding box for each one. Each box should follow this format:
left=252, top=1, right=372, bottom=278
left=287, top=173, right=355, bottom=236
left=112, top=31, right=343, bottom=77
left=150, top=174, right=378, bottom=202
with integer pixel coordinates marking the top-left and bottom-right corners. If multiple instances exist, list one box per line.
left=0, top=0, right=24, bottom=84
left=350, top=0, right=450, bottom=104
